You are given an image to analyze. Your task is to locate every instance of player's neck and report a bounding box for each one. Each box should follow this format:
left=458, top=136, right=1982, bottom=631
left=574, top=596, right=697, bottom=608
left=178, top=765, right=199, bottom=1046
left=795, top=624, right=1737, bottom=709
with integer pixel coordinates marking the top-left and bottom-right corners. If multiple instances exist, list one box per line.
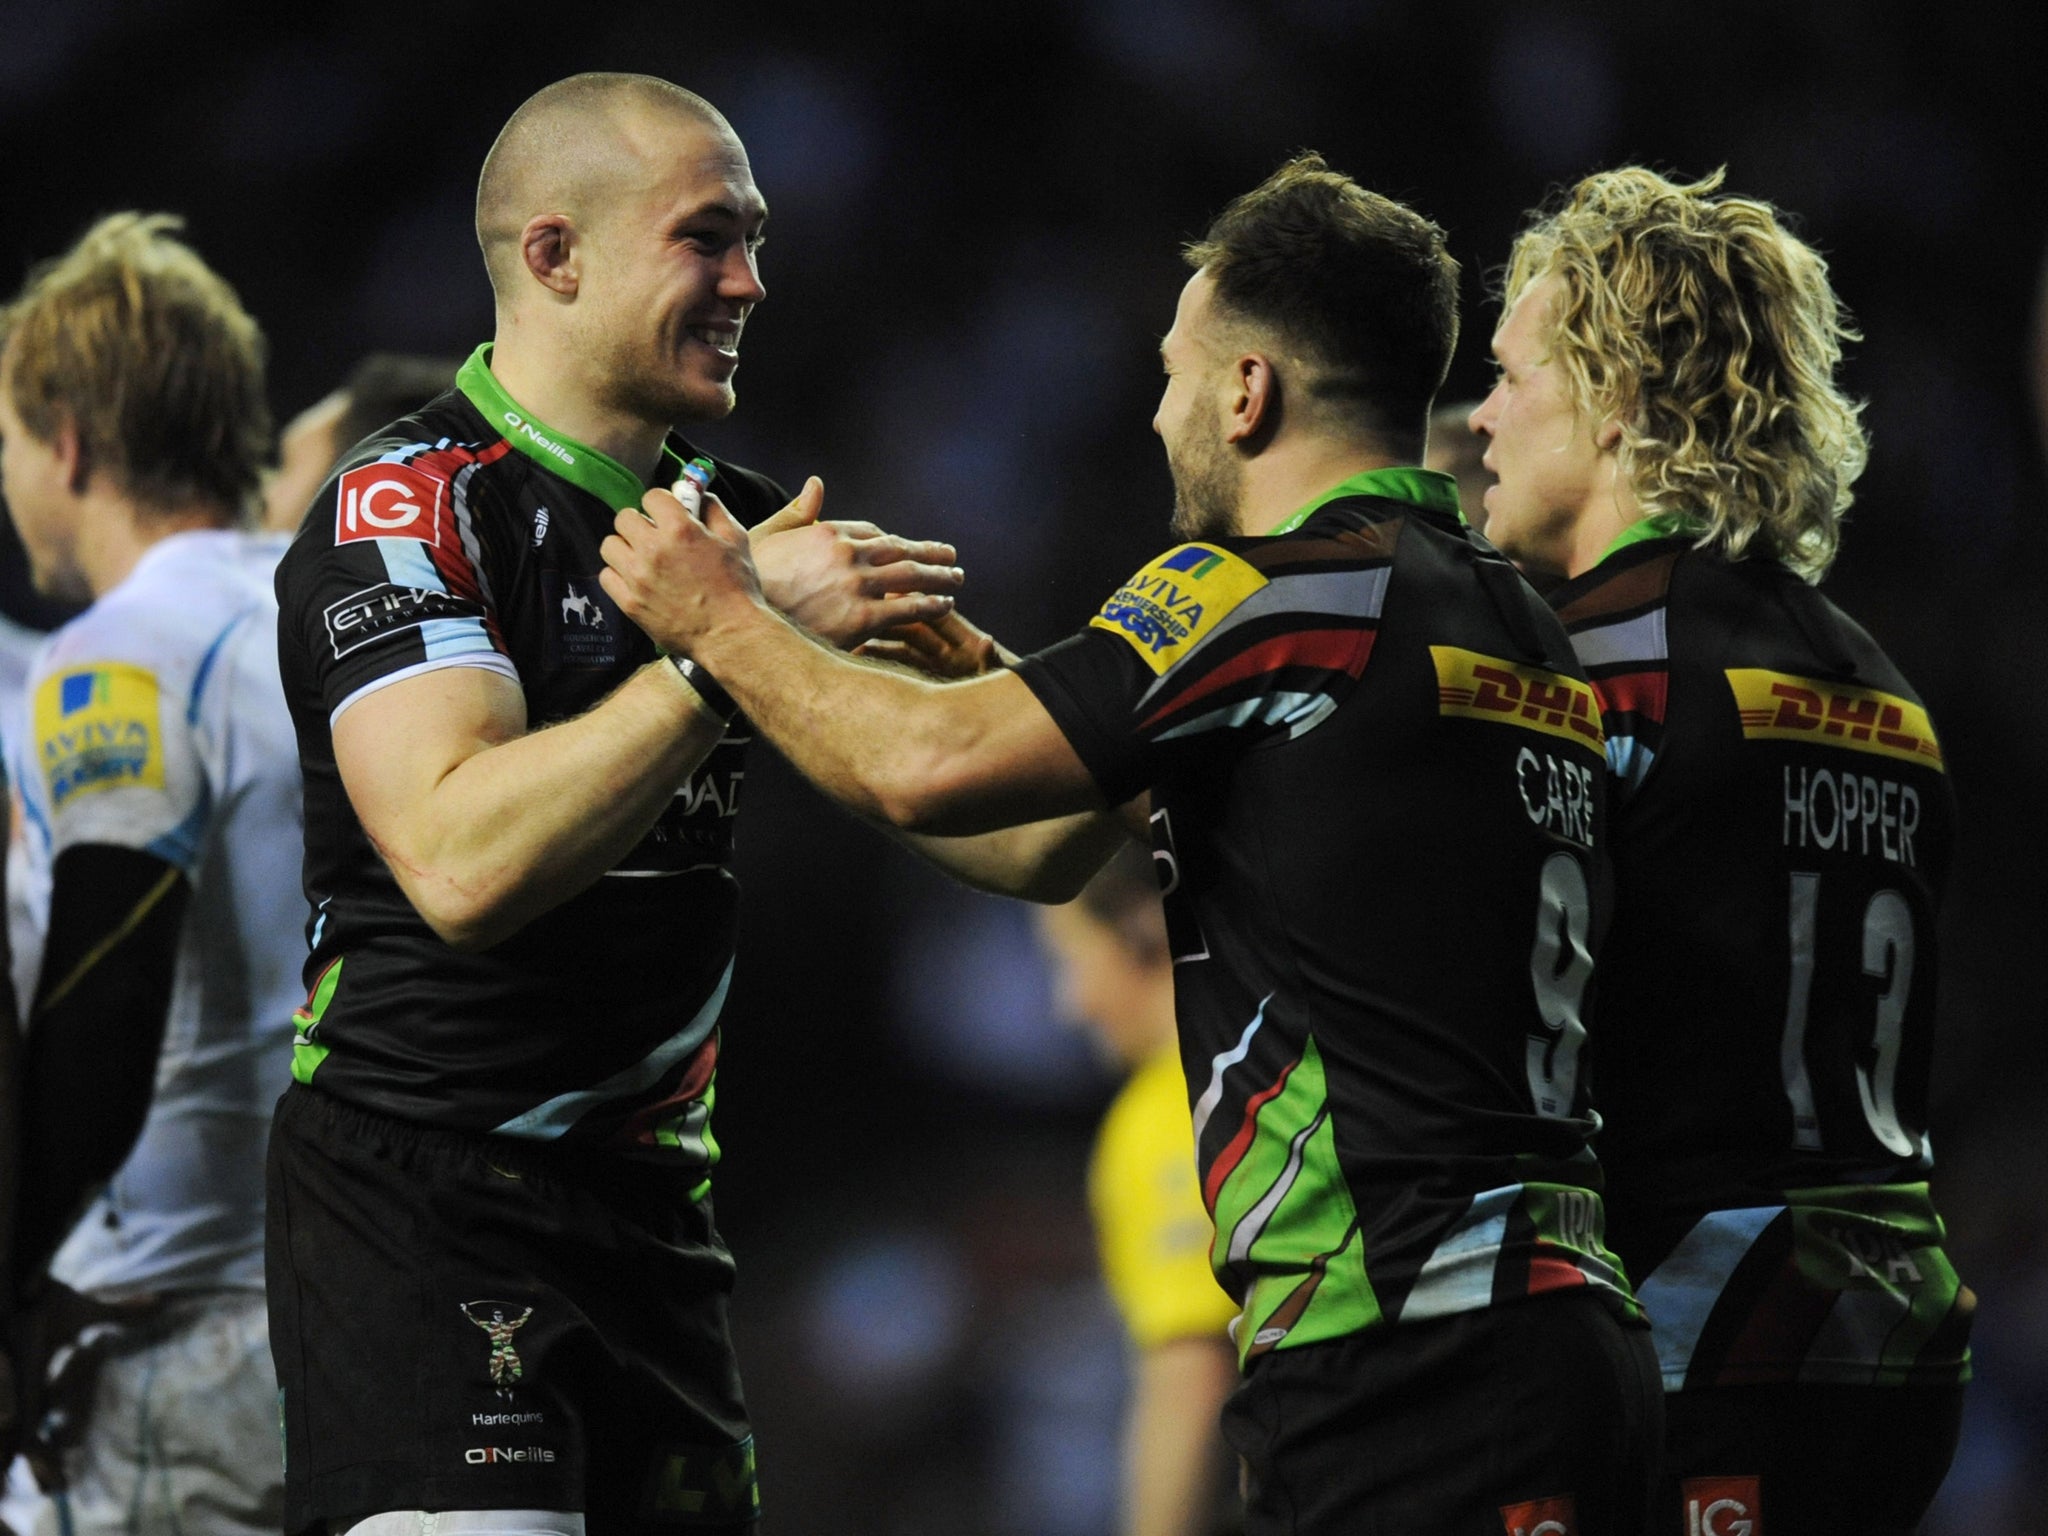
left=487, top=334, right=668, bottom=484
left=1235, top=439, right=1412, bottom=537
left=76, top=492, right=229, bottom=600
left=1560, top=461, right=1645, bottom=578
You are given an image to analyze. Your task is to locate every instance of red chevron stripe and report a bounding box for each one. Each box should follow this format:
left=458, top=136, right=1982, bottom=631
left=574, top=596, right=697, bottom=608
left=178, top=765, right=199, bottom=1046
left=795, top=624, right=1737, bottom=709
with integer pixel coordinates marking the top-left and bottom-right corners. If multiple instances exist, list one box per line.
left=610, top=1030, right=722, bottom=1151
left=1591, top=667, right=1667, bottom=725
left=417, top=440, right=513, bottom=651
left=1712, top=1255, right=1838, bottom=1386
left=1143, top=626, right=1376, bottom=731
left=1202, top=1055, right=1301, bottom=1213
left=1527, top=1247, right=1592, bottom=1295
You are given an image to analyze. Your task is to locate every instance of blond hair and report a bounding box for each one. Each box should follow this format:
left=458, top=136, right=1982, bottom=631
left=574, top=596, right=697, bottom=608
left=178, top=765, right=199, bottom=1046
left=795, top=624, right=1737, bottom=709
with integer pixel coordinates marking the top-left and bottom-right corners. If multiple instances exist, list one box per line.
left=1504, top=168, right=1866, bottom=582
left=0, top=212, right=270, bottom=518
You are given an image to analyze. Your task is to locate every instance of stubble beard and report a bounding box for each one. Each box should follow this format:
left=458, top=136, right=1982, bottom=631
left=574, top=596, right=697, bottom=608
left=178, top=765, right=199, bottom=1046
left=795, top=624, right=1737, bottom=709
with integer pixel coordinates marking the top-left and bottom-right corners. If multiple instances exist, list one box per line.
left=1166, top=427, right=1242, bottom=544
left=594, top=321, right=737, bottom=434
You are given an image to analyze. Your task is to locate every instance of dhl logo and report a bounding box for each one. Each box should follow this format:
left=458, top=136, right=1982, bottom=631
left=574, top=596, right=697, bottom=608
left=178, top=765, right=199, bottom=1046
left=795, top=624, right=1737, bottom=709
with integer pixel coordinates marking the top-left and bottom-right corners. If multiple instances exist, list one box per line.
left=1432, top=646, right=1604, bottom=751
left=1724, top=669, right=1943, bottom=771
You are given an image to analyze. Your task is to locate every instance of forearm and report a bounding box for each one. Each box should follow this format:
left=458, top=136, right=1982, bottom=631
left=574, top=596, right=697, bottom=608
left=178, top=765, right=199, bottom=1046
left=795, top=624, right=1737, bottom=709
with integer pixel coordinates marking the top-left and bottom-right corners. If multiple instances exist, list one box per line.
left=1123, top=1338, right=1239, bottom=1536
left=694, top=603, right=1096, bottom=835
left=898, top=811, right=1133, bottom=901
left=377, top=662, right=726, bottom=948
left=13, top=851, right=186, bottom=1291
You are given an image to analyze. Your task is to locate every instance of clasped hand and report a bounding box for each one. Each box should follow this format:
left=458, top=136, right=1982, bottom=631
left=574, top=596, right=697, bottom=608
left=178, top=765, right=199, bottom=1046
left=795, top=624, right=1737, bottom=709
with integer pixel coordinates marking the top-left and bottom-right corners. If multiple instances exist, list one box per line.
left=599, top=476, right=962, bottom=655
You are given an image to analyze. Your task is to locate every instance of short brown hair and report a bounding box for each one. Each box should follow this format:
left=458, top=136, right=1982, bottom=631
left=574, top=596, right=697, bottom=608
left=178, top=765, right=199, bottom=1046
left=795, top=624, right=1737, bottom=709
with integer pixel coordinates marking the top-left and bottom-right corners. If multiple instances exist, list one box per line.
left=1503, top=168, right=1867, bottom=582
left=0, top=212, right=271, bottom=519
left=1186, top=153, right=1460, bottom=459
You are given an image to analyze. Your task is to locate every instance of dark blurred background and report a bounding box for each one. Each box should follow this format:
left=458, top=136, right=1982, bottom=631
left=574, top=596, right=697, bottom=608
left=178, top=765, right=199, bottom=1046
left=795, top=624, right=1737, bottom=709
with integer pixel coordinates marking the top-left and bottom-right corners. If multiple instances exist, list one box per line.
left=3, top=2, right=2044, bottom=1531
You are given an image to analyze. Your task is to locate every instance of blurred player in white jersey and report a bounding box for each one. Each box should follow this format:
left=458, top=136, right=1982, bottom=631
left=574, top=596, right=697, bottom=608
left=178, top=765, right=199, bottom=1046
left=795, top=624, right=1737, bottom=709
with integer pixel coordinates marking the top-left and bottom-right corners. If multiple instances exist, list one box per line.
left=0, top=213, right=301, bottom=1536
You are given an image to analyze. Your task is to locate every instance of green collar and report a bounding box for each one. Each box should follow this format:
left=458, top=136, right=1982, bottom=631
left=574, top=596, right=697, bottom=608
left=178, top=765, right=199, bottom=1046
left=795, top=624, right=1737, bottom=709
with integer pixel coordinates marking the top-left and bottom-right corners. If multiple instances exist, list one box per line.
left=1593, top=510, right=1709, bottom=565
left=456, top=344, right=689, bottom=513
left=1265, top=466, right=1463, bottom=536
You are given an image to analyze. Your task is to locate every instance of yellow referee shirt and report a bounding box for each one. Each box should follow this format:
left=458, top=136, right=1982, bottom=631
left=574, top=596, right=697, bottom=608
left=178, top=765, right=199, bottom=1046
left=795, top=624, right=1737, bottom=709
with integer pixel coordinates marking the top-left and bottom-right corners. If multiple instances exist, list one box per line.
left=1089, top=1044, right=1240, bottom=1350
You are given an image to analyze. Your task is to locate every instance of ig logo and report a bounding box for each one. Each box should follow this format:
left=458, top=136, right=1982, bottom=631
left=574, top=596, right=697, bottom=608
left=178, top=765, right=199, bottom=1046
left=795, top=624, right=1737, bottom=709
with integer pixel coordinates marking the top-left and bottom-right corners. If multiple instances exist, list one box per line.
left=336, top=463, right=445, bottom=546
left=1682, top=1477, right=1759, bottom=1536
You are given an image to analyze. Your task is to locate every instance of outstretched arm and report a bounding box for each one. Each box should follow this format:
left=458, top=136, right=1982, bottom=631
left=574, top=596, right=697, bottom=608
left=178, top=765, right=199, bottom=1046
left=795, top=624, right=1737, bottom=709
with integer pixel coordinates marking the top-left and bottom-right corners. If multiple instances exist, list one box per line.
left=896, top=808, right=1135, bottom=903
left=854, top=611, right=1144, bottom=900
left=326, top=478, right=962, bottom=951
left=599, top=486, right=1106, bottom=838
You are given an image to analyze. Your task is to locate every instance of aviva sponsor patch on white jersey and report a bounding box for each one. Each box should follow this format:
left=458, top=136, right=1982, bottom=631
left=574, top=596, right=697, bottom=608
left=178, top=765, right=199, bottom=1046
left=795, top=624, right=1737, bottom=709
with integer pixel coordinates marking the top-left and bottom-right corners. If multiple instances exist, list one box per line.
left=14, top=530, right=304, bottom=1295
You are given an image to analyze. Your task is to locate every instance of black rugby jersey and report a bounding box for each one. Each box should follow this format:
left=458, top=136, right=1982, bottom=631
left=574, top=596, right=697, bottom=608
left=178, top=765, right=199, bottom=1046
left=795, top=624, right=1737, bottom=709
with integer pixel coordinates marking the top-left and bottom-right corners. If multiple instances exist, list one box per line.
left=1550, top=527, right=1971, bottom=1389
left=1018, top=468, right=1639, bottom=1364
left=274, top=346, right=786, bottom=1179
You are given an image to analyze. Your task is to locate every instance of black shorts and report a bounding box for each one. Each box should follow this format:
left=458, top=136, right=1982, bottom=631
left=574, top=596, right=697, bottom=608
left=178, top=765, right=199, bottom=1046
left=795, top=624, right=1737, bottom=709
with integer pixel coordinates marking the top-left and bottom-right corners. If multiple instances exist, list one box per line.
left=1658, top=1381, right=1965, bottom=1536
left=1221, top=1291, right=1662, bottom=1535
left=266, top=1083, right=756, bottom=1536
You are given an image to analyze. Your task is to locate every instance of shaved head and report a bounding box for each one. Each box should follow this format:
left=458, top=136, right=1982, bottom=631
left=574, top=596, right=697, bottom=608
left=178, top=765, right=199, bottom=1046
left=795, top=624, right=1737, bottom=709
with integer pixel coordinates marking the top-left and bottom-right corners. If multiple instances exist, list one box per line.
left=475, top=71, right=768, bottom=433
left=476, top=73, right=733, bottom=302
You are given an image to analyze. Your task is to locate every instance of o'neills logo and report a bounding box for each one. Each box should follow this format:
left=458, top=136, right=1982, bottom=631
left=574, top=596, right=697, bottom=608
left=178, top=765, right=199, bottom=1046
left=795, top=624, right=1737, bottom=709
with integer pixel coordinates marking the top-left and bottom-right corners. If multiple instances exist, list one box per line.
left=465, top=1446, right=556, bottom=1465
left=503, top=411, right=577, bottom=466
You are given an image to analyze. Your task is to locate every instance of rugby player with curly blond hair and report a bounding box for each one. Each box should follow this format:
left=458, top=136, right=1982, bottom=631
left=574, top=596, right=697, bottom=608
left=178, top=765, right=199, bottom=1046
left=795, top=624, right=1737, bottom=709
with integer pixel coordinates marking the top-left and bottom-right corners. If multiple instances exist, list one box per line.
left=1474, top=168, right=1971, bottom=1536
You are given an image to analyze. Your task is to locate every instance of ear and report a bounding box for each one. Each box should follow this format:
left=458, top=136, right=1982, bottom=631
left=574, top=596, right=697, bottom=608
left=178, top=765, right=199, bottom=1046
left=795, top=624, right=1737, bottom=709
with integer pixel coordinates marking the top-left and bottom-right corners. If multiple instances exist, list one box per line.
left=521, top=213, right=580, bottom=298
left=1223, top=353, right=1277, bottom=445
left=1593, top=414, right=1625, bottom=452
left=51, top=415, right=88, bottom=495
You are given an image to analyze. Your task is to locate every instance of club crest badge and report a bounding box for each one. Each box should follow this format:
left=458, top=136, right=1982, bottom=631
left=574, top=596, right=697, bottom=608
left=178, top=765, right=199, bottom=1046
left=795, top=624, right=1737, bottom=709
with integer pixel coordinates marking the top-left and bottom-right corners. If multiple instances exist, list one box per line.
left=462, top=1299, right=534, bottom=1399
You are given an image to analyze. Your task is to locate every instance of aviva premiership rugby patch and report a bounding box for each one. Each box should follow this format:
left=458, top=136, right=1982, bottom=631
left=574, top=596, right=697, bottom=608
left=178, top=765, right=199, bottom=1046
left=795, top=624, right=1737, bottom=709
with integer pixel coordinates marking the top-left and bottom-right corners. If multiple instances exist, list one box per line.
left=35, top=663, right=165, bottom=807
left=1091, top=544, right=1267, bottom=675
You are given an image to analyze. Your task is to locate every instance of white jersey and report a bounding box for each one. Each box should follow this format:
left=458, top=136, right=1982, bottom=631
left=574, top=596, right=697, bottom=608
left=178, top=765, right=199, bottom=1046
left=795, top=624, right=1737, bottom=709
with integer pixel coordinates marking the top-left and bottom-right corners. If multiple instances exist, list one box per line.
left=16, top=529, right=303, bottom=1296
left=2, top=607, right=50, bottom=1018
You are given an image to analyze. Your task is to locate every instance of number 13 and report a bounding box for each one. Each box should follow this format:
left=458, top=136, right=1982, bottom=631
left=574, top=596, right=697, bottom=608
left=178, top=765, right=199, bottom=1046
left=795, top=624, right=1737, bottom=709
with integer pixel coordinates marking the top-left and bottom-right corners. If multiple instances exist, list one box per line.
left=1781, top=872, right=1920, bottom=1157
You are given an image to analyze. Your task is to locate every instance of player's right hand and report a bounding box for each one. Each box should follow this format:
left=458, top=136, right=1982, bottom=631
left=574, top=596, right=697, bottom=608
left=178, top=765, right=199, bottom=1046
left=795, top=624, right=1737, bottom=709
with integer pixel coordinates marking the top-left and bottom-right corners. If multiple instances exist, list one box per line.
left=601, top=485, right=764, bottom=656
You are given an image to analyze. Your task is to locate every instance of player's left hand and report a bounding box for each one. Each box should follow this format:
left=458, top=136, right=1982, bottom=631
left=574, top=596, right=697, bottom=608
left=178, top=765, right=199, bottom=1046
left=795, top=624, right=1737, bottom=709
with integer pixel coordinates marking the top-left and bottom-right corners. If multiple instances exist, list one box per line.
left=855, top=609, right=1010, bottom=678
left=600, top=485, right=762, bottom=655
left=745, top=477, right=963, bottom=648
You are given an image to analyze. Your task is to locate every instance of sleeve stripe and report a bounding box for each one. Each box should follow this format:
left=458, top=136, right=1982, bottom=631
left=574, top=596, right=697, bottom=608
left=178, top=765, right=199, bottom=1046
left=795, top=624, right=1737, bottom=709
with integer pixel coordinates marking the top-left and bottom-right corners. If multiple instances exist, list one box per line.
left=1140, top=625, right=1377, bottom=731
left=329, top=653, right=522, bottom=726
left=1137, top=567, right=1390, bottom=711
left=1568, top=605, right=1668, bottom=669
